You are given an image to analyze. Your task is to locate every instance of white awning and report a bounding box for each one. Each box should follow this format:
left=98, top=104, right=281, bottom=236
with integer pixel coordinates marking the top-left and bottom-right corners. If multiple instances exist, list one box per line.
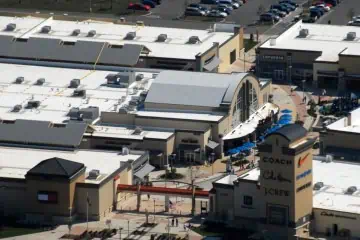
left=203, top=57, right=221, bottom=71
left=134, top=163, right=155, bottom=180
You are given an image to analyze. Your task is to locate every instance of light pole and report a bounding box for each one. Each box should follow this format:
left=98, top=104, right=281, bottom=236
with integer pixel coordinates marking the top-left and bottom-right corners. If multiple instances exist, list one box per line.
left=118, top=227, right=123, bottom=240
left=302, top=79, right=306, bottom=103
left=211, top=152, right=215, bottom=175
left=127, top=220, right=130, bottom=237
left=89, top=0, right=92, bottom=13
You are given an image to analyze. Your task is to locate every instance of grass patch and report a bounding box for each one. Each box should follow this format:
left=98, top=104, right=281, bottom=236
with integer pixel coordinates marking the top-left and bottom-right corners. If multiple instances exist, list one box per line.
left=0, top=227, right=43, bottom=239
left=159, top=172, right=184, bottom=180
left=244, top=39, right=258, bottom=52
left=192, top=221, right=252, bottom=239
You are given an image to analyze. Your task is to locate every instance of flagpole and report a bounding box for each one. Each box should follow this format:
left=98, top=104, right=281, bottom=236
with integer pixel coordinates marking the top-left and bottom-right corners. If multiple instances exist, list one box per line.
left=86, top=192, right=89, bottom=231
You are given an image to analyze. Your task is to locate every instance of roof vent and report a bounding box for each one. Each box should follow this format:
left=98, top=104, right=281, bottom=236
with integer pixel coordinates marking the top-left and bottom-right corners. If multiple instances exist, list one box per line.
left=88, top=169, right=100, bottom=180
left=299, top=28, right=309, bottom=38
left=157, top=34, right=167, bottom=42
left=12, top=104, right=22, bottom=112
left=313, top=182, right=324, bottom=190
left=15, top=76, right=24, bottom=84
left=41, top=25, right=51, bottom=34
left=27, top=100, right=40, bottom=109
left=122, top=147, right=130, bottom=155
left=72, top=29, right=81, bottom=36
left=6, top=23, right=16, bottom=31
left=69, top=79, right=80, bottom=88
left=270, top=38, right=276, bottom=46
left=68, top=107, right=80, bottom=120
left=125, top=32, right=136, bottom=40
left=87, top=30, right=96, bottom=37
left=73, top=89, right=86, bottom=97
left=188, top=36, right=200, bottom=44
left=133, top=127, right=143, bottom=135
left=152, top=73, right=158, bottom=78
left=346, top=186, right=357, bottom=194
left=136, top=74, right=144, bottom=81
left=346, top=32, right=356, bottom=40
left=325, top=154, right=333, bottom=163
left=36, top=78, right=45, bottom=85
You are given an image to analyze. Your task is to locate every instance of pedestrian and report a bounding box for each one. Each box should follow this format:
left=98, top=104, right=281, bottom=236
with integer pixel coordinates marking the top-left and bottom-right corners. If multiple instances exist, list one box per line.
left=176, top=218, right=179, bottom=227
left=172, top=218, right=174, bottom=227
left=328, top=20, right=331, bottom=25
left=183, top=223, right=187, bottom=231
left=147, top=194, right=150, bottom=200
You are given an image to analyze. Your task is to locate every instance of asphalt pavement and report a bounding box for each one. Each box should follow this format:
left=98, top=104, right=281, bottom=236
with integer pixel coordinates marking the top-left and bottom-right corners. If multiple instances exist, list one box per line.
left=316, top=0, right=360, bottom=25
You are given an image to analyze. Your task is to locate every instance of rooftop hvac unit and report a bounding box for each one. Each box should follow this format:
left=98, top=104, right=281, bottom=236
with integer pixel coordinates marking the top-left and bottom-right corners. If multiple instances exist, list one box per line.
left=15, top=76, right=24, bottom=84
left=347, top=32, right=356, bottom=40
left=88, top=169, right=100, bottom=179
left=36, top=78, right=45, bottom=85
left=73, top=89, right=86, bottom=97
left=125, top=32, right=136, bottom=40
left=157, top=34, right=167, bottom=42
left=72, top=29, right=81, bottom=36
left=346, top=186, right=357, bottom=194
left=118, top=106, right=128, bottom=113
left=122, top=147, right=130, bottom=155
left=41, top=25, right=51, bottom=34
left=313, top=182, right=324, bottom=190
left=12, top=104, right=22, bottom=112
left=69, top=79, right=80, bottom=88
left=188, top=36, right=200, bottom=44
left=6, top=23, right=16, bottom=31
left=270, top=38, right=276, bottom=46
left=136, top=74, right=144, bottom=81
left=27, top=100, right=40, bottom=109
left=133, top=127, right=143, bottom=135
left=68, top=107, right=80, bottom=120
left=152, top=73, right=158, bottom=78
left=87, top=30, right=96, bottom=37
left=299, top=29, right=309, bottom=38
left=325, top=154, right=333, bottom=163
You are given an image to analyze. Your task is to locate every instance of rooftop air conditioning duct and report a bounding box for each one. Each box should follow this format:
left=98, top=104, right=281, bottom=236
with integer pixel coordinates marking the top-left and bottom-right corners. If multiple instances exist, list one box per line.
left=27, top=100, right=40, bottom=109
left=6, top=23, right=16, bottom=31
left=299, top=29, right=309, bottom=38
left=133, top=127, right=143, bottom=135
left=87, top=30, right=96, bottom=37
left=73, top=89, right=86, bottom=97
left=136, top=74, right=144, bottom=81
left=346, top=186, right=357, bottom=194
left=69, top=79, right=80, bottom=88
left=15, top=76, right=24, bottom=84
left=41, top=25, right=51, bottom=34
left=270, top=38, right=276, bottom=46
left=157, top=34, right=167, bottom=42
left=188, top=36, right=200, bottom=44
left=88, top=169, right=100, bottom=179
left=125, top=32, right=136, bottom=40
left=122, top=147, right=130, bottom=155
left=36, top=78, right=45, bottom=85
left=72, top=29, right=81, bottom=36
left=347, top=32, right=356, bottom=40
left=12, top=104, right=22, bottom=112
left=313, top=182, right=324, bottom=190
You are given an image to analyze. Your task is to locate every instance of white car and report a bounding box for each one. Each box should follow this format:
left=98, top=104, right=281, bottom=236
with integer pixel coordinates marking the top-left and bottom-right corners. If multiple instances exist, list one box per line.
left=314, top=4, right=330, bottom=12
left=208, top=9, right=227, bottom=17
left=348, top=19, right=360, bottom=26
left=232, top=2, right=240, bottom=8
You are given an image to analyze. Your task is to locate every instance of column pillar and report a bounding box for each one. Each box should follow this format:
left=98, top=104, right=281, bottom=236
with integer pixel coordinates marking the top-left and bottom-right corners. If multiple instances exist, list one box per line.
left=165, top=195, right=170, bottom=212
left=338, top=69, right=346, bottom=93
left=136, top=183, right=141, bottom=212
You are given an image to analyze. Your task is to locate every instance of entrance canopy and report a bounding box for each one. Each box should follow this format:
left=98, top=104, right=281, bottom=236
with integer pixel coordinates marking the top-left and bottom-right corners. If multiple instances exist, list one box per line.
left=134, top=163, right=155, bottom=180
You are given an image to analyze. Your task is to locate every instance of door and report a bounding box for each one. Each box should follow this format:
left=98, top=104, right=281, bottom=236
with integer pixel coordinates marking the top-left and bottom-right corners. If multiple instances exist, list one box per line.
left=333, top=224, right=338, bottom=235
left=274, top=70, right=285, bottom=81
left=185, top=152, right=195, bottom=163
left=230, top=49, right=236, bottom=64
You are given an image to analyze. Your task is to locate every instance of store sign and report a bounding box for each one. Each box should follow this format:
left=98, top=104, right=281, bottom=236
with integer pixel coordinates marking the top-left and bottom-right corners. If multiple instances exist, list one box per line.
left=298, top=153, right=310, bottom=167
left=296, top=181, right=312, bottom=193
left=296, top=169, right=312, bottom=181
left=262, top=170, right=291, bottom=183
left=262, top=55, right=284, bottom=61
left=264, top=187, right=290, bottom=197
left=263, top=157, right=292, bottom=165
left=321, top=211, right=357, bottom=220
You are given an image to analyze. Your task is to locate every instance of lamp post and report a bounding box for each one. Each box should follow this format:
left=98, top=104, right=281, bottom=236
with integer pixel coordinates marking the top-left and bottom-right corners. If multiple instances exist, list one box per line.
left=118, top=227, right=123, bottom=240
left=302, top=79, right=306, bottom=103
left=211, top=152, right=215, bottom=175
left=89, top=0, right=92, bottom=13
left=127, top=220, right=130, bottom=237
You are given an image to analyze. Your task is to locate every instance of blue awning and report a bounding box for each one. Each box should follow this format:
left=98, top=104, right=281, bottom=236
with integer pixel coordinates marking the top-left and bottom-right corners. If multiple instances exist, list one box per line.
left=281, top=109, right=292, bottom=113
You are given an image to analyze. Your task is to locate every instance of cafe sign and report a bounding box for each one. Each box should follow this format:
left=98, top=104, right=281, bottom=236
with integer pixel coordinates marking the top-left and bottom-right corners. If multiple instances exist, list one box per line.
left=321, top=211, right=356, bottom=220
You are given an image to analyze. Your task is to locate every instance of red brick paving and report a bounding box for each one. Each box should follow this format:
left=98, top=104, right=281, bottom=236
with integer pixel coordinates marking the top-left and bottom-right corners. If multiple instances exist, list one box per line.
left=277, top=85, right=308, bottom=122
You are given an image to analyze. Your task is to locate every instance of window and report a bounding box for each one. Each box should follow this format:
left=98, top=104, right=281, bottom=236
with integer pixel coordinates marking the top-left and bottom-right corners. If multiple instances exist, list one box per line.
left=230, top=49, right=236, bottom=64
left=243, top=195, right=253, bottom=206
left=37, top=191, right=58, bottom=204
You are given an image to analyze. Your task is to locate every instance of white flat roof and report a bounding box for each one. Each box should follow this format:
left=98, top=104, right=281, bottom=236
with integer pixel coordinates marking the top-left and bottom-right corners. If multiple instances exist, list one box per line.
left=239, top=167, right=261, bottom=181
left=136, top=110, right=225, bottom=122
left=327, top=107, right=360, bottom=133
left=0, top=16, right=234, bottom=60
left=0, top=63, right=154, bottom=123
left=223, top=103, right=279, bottom=140
left=215, top=174, right=238, bottom=185
left=0, top=146, right=142, bottom=184
left=260, top=20, right=360, bottom=62
left=89, top=125, right=174, bottom=140
left=313, top=159, right=360, bottom=214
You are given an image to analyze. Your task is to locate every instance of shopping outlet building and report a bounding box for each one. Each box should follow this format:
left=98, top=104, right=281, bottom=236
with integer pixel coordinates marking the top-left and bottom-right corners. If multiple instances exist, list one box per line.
left=209, top=124, right=360, bottom=239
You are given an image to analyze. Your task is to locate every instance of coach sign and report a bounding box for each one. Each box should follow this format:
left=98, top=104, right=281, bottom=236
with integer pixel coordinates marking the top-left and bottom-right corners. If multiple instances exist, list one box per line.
left=263, top=157, right=292, bottom=165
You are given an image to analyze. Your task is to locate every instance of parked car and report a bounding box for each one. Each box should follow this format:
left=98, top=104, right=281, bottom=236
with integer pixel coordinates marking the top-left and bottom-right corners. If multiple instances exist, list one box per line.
left=201, top=0, right=219, bottom=4
left=185, top=7, right=206, bottom=16
left=260, top=13, right=280, bottom=22
left=271, top=4, right=290, bottom=14
left=233, top=0, right=243, bottom=6
left=128, top=3, right=151, bottom=11
left=314, top=4, right=330, bottom=12
left=310, top=8, right=322, bottom=18
left=268, top=8, right=286, bottom=17
left=280, top=3, right=296, bottom=11
left=324, top=0, right=337, bottom=6
left=218, top=0, right=239, bottom=8
left=310, top=6, right=325, bottom=15
left=188, top=4, right=210, bottom=14
left=302, top=14, right=316, bottom=23
left=348, top=19, right=360, bottom=26
left=207, top=9, right=227, bottom=17
left=216, top=6, right=231, bottom=15
left=279, top=0, right=298, bottom=7
left=142, top=0, right=156, bottom=8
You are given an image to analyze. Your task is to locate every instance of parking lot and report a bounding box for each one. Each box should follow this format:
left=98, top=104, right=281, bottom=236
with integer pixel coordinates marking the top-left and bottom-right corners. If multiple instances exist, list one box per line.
left=316, top=0, right=360, bottom=25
